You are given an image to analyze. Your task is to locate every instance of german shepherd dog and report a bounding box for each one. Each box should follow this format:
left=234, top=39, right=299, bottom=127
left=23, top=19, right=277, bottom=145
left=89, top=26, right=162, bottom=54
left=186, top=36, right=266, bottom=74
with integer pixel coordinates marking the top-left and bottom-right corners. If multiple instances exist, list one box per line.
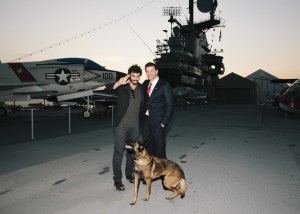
left=125, top=140, right=186, bottom=205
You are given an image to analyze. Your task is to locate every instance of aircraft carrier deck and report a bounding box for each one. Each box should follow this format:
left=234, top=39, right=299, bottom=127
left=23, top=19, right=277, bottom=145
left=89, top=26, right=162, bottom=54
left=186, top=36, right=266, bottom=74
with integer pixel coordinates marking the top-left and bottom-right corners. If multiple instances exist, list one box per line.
left=0, top=104, right=299, bottom=214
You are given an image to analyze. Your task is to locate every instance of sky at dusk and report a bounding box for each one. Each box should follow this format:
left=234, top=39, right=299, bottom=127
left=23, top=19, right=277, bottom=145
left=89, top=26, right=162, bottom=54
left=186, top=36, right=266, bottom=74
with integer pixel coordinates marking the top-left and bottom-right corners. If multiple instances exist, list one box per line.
left=1, top=0, right=299, bottom=82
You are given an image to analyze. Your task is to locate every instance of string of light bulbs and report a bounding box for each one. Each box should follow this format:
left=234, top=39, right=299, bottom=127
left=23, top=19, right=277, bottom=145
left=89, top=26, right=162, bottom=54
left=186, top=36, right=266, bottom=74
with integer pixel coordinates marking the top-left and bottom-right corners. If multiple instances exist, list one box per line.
left=10, top=0, right=158, bottom=62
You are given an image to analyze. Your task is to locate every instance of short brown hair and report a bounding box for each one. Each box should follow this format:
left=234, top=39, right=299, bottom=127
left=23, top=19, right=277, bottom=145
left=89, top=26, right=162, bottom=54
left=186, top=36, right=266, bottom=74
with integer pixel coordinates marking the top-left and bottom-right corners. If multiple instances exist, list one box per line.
left=145, top=62, right=157, bottom=70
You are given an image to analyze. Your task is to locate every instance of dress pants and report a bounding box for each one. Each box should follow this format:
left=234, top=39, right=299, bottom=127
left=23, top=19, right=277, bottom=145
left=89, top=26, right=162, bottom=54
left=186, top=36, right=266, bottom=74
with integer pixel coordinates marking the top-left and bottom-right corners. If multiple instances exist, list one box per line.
left=142, top=116, right=167, bottom=158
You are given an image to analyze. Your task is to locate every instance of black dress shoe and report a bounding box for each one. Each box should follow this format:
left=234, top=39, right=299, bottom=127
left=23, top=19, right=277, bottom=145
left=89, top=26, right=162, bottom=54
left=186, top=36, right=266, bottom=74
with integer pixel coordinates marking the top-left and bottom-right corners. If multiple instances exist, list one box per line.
left=126, top=176, right=134, bottom=184
left=114, top=181, right=125, bottom=191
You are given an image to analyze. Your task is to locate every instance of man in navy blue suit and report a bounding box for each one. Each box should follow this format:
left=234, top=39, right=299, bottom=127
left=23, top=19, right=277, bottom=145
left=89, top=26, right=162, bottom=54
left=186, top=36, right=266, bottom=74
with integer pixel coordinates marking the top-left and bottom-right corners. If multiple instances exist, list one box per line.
left=142, top=62, right=174, bottom=158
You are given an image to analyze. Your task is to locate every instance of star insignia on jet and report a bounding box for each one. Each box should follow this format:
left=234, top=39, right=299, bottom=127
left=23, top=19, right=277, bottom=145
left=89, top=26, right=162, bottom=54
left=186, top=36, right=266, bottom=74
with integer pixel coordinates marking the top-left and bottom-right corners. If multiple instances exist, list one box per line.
left=54, top=68, right=71, bottom=85
left=46, top=68, right=80, bottom=85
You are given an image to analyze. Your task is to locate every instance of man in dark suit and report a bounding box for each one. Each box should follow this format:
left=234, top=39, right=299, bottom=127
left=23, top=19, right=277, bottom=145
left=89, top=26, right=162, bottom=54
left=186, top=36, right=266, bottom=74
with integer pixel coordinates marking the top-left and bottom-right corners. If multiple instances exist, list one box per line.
left=142, top=62, right=174, bottom=158
left=105, top=65, right=144, bottom=191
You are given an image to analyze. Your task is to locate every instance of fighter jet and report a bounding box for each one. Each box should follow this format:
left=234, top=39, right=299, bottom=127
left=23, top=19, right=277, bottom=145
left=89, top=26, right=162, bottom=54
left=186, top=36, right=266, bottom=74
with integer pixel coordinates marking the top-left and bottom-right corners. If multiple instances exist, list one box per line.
left=0, top=57, right=125, bottom=117
left=277, top=79, right=300, bottom=114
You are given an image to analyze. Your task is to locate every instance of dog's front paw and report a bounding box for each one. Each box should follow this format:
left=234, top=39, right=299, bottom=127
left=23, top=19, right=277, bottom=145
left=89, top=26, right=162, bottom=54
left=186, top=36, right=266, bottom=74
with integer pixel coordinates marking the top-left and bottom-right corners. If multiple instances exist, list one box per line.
left=142, top=196, right=150, bottom=201
left=130, top=199, right=137, bottom=205
left=130, top=196, right=137, bottom=205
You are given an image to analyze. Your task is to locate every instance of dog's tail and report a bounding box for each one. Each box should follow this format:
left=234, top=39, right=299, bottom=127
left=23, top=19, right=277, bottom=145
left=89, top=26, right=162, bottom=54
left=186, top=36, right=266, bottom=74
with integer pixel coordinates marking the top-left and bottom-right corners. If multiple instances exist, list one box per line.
left=178, top=178, right=187, bottom=198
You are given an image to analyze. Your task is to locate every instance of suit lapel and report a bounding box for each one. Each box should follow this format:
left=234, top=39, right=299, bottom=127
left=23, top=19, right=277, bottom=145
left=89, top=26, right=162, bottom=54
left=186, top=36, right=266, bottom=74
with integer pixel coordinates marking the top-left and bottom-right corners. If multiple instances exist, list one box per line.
left=149, top=79, right=162, bottom=101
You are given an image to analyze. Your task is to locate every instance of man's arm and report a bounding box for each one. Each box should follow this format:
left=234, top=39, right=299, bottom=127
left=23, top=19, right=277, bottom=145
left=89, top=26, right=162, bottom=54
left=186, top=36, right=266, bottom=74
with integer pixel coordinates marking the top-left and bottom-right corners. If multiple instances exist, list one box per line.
left=100, top=74, right=130, bottom=91
left=113, top=74, right=130, bottom=89
left=162, top=82, right=174, bottom=127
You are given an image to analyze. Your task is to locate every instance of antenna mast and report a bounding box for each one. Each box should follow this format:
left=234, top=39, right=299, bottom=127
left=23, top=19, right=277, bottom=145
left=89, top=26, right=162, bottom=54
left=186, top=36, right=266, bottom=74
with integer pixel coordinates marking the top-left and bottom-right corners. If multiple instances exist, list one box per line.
left=189, top=0, right=194, bottom=25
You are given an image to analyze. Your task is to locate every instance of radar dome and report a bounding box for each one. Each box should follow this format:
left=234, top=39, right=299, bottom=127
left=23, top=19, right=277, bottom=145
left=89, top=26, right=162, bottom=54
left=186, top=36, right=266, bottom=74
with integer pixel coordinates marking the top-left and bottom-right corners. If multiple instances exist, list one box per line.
left=197, top=0, right=214, bottom=13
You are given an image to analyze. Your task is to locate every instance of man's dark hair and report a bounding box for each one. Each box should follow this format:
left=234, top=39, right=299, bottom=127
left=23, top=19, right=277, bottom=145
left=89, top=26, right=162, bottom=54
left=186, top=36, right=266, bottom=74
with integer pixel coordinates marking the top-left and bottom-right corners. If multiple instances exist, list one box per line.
left=145, top=62, right=157, bottom=70
left=128, top=64, right=142, bottom=75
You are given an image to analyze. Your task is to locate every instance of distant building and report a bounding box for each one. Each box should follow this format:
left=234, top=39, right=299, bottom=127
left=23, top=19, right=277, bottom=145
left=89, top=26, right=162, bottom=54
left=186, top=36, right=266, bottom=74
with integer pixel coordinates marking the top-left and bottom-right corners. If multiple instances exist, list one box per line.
left=215, top=72, right=259, bottom=104
left=246, top=69, right=288, bottom=103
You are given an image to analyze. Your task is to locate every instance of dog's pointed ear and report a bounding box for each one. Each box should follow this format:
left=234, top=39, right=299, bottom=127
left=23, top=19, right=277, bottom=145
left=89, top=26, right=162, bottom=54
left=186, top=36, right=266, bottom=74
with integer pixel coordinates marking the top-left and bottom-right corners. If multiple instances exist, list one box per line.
left=143, top=140, right=151, bottom=148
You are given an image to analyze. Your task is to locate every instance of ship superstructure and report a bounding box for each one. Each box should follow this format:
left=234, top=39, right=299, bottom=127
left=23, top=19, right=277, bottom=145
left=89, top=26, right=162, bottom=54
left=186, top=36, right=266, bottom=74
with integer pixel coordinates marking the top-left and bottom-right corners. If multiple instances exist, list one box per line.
left=154, top=0, right=225, bottom=97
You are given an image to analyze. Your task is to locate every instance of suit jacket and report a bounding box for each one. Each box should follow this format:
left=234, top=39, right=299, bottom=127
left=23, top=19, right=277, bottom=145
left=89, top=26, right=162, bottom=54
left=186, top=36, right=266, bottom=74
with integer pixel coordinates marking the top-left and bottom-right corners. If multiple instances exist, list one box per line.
left=143, top=79, right=174, bottom=126
left=106, top=83, right=144, bottom=127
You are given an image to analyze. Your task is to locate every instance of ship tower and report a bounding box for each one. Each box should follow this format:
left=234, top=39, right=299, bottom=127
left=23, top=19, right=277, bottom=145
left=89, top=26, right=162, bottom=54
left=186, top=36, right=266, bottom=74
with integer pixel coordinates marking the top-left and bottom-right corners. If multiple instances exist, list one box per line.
left=154, top=0, right=225, bottom=98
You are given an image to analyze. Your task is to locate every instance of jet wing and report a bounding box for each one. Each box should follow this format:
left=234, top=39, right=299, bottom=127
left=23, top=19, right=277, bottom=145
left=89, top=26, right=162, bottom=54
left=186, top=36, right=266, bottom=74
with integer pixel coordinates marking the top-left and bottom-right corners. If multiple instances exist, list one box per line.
left=0, top=82, right=49, bottom=91
left=93, top=91, right=117, bottom=98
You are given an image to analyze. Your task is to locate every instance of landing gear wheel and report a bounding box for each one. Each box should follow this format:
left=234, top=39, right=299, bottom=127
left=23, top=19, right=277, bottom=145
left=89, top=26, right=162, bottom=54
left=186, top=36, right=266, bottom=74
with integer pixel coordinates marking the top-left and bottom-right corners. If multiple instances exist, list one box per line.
left=82, top=110, right=92, bottom=119
left=0, top=107, right=7, bottom=117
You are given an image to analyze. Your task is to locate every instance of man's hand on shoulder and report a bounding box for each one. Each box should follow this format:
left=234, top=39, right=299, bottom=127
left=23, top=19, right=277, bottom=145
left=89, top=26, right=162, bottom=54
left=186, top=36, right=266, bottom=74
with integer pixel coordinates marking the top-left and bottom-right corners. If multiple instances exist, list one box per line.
left=97, top=86, right=106, bottom=90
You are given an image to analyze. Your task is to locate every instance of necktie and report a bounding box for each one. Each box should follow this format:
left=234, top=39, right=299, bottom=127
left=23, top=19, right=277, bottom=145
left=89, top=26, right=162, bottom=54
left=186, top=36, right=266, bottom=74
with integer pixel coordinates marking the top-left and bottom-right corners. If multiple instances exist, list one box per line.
left=147, top=82, right=152, bottom=97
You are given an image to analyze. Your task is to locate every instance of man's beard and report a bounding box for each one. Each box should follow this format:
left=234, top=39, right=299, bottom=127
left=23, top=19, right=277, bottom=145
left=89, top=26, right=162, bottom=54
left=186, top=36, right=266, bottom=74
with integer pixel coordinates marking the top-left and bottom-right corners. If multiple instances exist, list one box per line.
left=130, top=79, right=138, bottom=85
